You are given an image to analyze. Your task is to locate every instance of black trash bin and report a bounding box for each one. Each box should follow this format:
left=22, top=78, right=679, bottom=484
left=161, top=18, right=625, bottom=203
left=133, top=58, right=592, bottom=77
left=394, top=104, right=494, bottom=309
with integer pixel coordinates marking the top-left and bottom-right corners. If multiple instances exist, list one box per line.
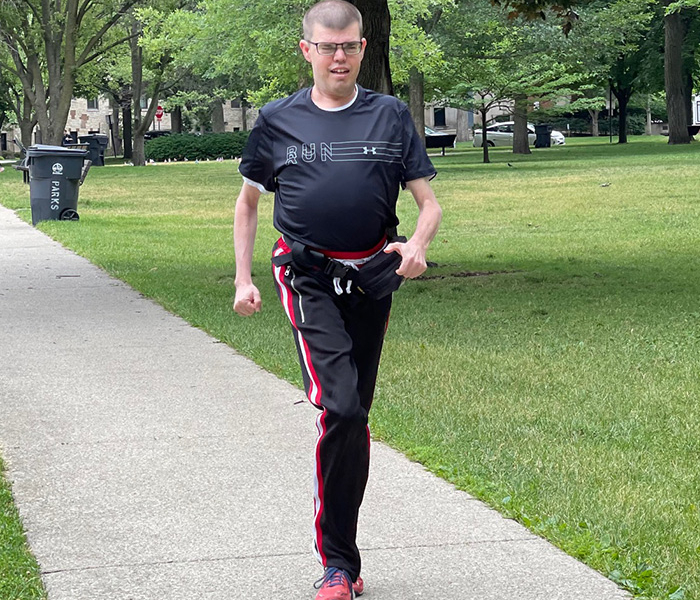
left=534, top=124, right=552, bottom=148
left=78, top=134, right=109, bottom=166
left=26, top=144, right=90, bottom=225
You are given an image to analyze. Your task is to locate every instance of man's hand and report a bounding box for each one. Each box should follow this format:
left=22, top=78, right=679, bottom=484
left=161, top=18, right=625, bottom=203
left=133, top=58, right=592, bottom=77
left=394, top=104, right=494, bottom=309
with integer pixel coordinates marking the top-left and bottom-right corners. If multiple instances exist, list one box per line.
left=391, top=177, right=442, bottom=279
left=233, top=282, right=262, bottom=316
left=384, top=240, right=427, bottom=279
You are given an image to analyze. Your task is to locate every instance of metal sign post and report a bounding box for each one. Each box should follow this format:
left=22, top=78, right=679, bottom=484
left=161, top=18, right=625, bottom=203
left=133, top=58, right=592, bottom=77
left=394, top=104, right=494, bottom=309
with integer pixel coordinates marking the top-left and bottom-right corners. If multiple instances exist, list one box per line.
left=609, top=87, right=613, bottom=144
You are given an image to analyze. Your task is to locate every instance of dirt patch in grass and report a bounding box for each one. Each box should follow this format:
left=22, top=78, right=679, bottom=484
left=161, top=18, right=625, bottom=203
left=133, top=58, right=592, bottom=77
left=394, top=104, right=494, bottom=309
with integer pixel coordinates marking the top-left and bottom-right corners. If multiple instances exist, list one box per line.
left=416, top=269, right=519, bottom=280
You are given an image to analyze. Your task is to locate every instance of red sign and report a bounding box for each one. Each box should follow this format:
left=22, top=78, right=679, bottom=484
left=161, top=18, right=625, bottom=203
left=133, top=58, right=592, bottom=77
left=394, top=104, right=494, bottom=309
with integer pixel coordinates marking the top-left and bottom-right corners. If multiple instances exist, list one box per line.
left=155, top=105, right=164, bottom=120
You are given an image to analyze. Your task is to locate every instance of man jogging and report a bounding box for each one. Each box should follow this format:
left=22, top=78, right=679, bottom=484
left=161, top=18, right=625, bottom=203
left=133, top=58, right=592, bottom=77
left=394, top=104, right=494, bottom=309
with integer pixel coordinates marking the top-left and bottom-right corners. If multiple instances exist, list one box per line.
left=233, top=1, right=442, bottom=598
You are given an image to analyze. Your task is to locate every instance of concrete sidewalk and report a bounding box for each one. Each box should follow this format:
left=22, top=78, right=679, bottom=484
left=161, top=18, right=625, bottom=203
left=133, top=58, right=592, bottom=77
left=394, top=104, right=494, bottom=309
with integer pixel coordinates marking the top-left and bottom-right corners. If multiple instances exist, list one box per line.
left=0, top=204, right=629, bottom=600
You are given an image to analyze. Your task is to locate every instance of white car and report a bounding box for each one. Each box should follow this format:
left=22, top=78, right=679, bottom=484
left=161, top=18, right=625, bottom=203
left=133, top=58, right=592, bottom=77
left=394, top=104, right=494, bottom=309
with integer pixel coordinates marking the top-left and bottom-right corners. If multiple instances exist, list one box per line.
left=472, top=121, right=566, bottom=147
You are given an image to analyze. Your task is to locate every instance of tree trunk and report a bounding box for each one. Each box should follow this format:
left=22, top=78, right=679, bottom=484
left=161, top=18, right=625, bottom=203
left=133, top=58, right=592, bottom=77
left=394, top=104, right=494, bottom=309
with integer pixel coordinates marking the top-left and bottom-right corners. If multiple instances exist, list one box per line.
left=211, top=100, right=225, bottom=132
left=456, top=109, right=470, bottom=142
left=110, top=102, right=123, bottom=156
left=480, top=108, right=490, bottom=164
left=588, top=109, right=600, bottom=137
left=350, top=0, right=393, bottom=95
left=171, top=106, right=183, bottom=133
left=20, top=120, right=34, bottom=149
left=132, top=131, right=146, bottom=166
left=17, top=94, right=36, bottom=149
left=131, top=20, right=146, bottom=165
left=132, top=84, right=164, bottom=165
left=5, top=4, right=77, bottom=145
left=129, top=15, right=166, bottom=165
left=512, top=95, right=530, bottom=154
left=664, top=9, right=691, bottom=144
left=645, top=97, right=652, bottom=135
left=408, top=67, right=425, bottom=143
left=241, top=98, right=248, bottom=131
left=123, top=103, right=133, bottom=159
left=616, top=91, right=630, bottom=144
left=7, top=39, right=51, bottom=146
left=40, top=1, right=73, bottom=145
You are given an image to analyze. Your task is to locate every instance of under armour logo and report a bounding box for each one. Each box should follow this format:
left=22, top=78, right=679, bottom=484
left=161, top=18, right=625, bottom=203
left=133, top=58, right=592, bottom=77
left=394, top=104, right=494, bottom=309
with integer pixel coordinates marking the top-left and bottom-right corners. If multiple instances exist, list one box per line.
left=363, top=146, right=377, bottom=155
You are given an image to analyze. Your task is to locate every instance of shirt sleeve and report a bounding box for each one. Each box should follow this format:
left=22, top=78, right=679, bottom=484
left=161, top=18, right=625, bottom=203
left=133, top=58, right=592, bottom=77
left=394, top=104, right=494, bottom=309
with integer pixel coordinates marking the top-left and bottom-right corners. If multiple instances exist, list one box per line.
left=241, top=176, right=272, bottom=194
left=238, top=112, right=276, bottom=193
left=399, top=106, right=437, bottom=188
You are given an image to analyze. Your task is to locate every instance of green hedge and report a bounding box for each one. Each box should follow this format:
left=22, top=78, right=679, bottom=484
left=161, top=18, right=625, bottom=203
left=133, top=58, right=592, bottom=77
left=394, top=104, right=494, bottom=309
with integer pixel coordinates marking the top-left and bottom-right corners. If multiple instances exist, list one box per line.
left=598, top=114, right=647, bottom=136
left=145, top=132, right=250, bottom=162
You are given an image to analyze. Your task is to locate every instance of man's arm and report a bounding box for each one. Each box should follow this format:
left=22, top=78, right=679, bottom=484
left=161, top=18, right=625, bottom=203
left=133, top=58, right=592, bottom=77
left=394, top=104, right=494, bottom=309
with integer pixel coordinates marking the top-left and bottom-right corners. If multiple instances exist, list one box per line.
left=385, top=177, right=442, bottom=279
left=233, top=183, right=263, bottom=316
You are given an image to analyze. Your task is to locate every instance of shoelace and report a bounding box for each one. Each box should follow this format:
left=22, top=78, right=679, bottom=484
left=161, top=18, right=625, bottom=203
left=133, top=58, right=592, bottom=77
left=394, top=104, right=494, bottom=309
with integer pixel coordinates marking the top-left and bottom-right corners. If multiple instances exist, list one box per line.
left=314, top=567, right=351, bottom=590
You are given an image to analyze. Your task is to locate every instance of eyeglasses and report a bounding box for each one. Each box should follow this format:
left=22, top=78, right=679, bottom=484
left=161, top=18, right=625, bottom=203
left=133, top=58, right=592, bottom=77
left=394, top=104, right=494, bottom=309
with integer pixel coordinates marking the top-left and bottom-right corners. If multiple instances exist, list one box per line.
left=306, top=41, right=363, bottom=56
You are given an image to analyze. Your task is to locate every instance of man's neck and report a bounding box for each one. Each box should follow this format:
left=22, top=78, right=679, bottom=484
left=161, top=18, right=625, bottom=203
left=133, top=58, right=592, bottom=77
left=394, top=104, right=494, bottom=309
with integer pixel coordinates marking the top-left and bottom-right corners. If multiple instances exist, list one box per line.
left=310, top=85, right=358, bottom=111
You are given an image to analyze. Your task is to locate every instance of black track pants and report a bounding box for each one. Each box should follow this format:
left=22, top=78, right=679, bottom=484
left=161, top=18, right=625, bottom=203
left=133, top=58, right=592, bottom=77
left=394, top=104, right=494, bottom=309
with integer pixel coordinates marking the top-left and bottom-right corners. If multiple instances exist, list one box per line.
left=271, top=238, right=392, bottom=581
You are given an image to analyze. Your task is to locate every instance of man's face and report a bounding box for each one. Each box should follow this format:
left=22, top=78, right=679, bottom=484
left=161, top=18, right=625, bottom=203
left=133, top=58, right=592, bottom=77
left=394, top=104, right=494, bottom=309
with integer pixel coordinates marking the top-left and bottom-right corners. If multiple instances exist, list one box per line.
left=300, top=22, right=366, bottom=101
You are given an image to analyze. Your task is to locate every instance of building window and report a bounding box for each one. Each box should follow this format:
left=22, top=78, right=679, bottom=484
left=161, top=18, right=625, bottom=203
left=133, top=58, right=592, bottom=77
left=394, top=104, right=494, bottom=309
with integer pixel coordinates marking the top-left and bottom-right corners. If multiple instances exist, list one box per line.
left=231, top=99, right=241, bottom=108
left=87, top=97, right=99, bottom=110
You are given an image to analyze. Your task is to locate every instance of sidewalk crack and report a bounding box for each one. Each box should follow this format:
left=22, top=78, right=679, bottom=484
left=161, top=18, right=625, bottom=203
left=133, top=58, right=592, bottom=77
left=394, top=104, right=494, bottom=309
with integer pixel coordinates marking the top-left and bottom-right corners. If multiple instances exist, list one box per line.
left=41, top=538, right=537, bottom=575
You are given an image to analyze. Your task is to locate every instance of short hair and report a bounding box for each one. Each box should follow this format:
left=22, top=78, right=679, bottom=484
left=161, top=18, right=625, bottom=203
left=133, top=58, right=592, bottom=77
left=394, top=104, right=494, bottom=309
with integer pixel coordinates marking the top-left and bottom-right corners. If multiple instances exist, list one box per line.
left=303, top=0, right=363, bottom=40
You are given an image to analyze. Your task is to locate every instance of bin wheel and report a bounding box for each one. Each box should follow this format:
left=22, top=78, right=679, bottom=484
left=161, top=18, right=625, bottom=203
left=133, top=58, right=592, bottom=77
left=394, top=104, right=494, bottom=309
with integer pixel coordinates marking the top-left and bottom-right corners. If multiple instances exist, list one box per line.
left=59, top=209, right=80, bottom=221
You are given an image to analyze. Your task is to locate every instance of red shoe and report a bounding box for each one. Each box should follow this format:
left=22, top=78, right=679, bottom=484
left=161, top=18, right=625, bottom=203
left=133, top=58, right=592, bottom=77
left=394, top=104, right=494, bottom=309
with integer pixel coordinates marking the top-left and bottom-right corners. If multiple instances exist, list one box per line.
left=353, top=576, right=364, bottom=596
left=314, top=567, right=354, bottom=600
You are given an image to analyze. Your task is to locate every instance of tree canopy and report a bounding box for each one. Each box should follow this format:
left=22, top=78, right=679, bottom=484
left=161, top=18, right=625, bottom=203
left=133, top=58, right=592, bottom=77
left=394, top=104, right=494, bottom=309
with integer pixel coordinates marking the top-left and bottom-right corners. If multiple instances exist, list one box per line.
left=0, top=0, right=142, bottom=145
left=2, top=0, right=698, bottom=151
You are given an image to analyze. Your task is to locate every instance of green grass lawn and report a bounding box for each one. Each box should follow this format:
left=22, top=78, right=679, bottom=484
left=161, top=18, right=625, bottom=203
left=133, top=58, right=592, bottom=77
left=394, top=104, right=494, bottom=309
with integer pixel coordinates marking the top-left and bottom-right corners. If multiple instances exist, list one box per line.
left=1, top=136, right=699, bottom=599
left=0, top=456, right=46, bottom=600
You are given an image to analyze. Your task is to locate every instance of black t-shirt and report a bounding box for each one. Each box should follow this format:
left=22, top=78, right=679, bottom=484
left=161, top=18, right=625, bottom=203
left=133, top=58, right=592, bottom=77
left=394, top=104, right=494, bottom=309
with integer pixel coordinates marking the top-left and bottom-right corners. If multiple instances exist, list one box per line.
left=239, top=86, right=436, bottom=252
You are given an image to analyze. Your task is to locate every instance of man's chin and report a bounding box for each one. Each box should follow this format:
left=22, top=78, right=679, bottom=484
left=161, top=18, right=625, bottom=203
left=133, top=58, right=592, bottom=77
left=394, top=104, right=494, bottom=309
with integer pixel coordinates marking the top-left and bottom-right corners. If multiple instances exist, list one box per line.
left=329, top=81, right=355, bottom=97
left=313, top=79, right=357, bottom=105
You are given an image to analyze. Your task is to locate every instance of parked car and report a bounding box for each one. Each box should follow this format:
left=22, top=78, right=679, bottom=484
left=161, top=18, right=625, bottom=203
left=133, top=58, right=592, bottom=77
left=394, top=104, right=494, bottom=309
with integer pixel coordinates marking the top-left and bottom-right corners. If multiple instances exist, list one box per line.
left=472, top=121, right=566, bottom=147
left=425, top=126, right=456, bottom=154
left=144, top=129, right=172, bottom=141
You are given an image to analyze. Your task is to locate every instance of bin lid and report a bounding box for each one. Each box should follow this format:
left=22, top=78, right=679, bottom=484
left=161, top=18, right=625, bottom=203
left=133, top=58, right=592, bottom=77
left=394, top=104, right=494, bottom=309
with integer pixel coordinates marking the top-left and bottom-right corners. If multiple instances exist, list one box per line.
left=27, top=144, right=88, bottom=158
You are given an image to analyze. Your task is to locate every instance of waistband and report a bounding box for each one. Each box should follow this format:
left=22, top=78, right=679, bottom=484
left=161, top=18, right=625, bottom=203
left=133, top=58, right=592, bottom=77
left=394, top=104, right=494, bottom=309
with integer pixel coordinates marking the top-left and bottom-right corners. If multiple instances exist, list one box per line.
left=281, top=235, right=387, bottom=260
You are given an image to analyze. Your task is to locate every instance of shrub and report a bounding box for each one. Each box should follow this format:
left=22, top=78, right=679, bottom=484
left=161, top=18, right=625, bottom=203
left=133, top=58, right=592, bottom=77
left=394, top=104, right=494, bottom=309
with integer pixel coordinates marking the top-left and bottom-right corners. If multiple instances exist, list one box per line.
left=598, top=114, right=647, bottom=136
left=145, top=132, right=250, bottom=162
